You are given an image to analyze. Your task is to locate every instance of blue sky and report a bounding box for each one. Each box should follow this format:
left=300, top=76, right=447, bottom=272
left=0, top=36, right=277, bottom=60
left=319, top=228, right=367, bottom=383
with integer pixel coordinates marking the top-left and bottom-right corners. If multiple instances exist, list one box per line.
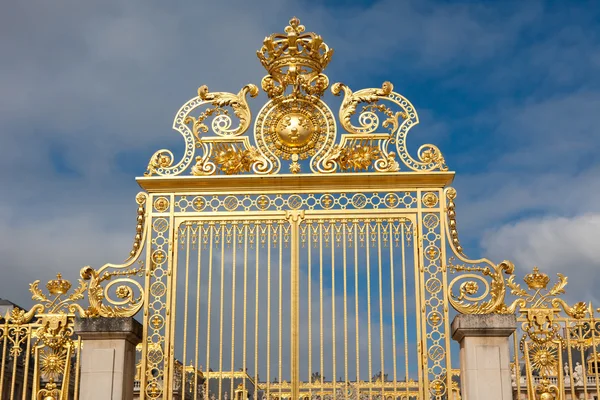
left=1, top=0, right=600, bottom=309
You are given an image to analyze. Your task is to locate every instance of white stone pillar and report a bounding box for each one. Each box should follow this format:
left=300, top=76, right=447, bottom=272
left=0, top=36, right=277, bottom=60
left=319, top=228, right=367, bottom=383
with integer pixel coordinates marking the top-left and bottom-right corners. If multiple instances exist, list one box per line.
left=451, top=314, right=516, bottom=400
left=75, top=317, right=142, bottom=400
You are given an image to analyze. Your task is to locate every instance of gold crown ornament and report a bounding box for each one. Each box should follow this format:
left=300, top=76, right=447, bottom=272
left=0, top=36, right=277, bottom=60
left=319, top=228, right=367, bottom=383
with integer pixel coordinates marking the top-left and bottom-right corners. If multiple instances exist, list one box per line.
left=524, top=267, right=550, bottom=290
left=257, top=17, right=334, bottom=98
left=46, top=273, right=72, bottom=295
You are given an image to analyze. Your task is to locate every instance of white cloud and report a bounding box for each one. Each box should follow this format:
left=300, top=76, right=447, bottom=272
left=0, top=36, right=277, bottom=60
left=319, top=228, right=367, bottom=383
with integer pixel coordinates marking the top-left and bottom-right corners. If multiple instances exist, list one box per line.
left=481, top=213, right=600, bottom=304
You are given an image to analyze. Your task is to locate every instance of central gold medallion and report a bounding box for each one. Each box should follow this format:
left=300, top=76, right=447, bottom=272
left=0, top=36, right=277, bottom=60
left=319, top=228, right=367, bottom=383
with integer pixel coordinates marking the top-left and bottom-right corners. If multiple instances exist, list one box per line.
left=276, top=112, right=315, bottom=149
left=256, top=97, right=335, bottom=170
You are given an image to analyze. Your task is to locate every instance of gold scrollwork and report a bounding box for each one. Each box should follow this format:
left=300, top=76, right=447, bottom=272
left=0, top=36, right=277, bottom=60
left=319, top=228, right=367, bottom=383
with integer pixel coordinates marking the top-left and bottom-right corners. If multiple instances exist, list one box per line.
left=445, top=186, right=517, bottom=314
left=57, top=192, right=149, bottom=318
left=332, top=80, right=446, bottom=172
left=192, top=84, right=258, bottom=137
left=144, top=84, right=259, bottom=177
left=331, top=81, right=395, bottom=134
left=80, top=264, right=144, bottom=318
left=448, top=258, right=514, bottom=314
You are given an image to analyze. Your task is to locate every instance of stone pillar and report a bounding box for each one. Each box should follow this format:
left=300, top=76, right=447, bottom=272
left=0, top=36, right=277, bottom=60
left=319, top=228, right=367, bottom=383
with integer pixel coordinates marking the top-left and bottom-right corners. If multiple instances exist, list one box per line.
left=451, top=314, right=516, bottom=400
left=75, top=317, right=142, bottom=400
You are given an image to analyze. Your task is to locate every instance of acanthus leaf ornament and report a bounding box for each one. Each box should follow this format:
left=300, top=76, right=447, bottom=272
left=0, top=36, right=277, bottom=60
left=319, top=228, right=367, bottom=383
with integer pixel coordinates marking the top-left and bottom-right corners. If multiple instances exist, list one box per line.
left=331, top=81, right=395, bottom=135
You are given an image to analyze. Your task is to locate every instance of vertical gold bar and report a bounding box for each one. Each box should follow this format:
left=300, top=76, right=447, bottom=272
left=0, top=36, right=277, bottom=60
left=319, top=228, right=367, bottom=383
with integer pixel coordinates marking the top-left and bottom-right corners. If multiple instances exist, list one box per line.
left=353, top=221, right=360, bottom=400
left=9, top=328, right=19, bottom=399
left=414, top=215, right=426, bottom=397
left=365, top=221, right=373, bottom=399
left=205, top=224, right=215, bottom=380
left=438, top=193, right=454, bottom=400
left=342, top=221, right=349, bottom=399
left=166, top=194, right=177, bottom=399
left=594, top=311, right=600, bottom=400
left=60, top=339, right=73, bottom=400
left=266, top=224, right=272, bottom=400
left=182, top=223, right=192, bottom=395
left=0, top=316, right=7, bottom=394
left=288, top=211, right=303, bottom=400
left=139, top=195, right=153, bottom=400
left=278, top=222, right=283, bottom=400
left=242, top=223, right=249, bottom=399
left=20, top=327, right=32, bottom=400
left=254, top=224, right=260, bottom=400
left=74, top=336, right=82, bottom=400
left=523, top=342, right=534, bottom=397
left=377, top=221, right=384, bottom=400
left=401, top=223, right=410, bottom=397
left=230, top=223, right=238, bottom=400
left=319, top=221, right=324, bottom=396
left=557, top=336, right=564, bottom=398
left=194, top=225, right=203, bottom=400
left=331, top=222, right=337, bottom=396
left=308, top=223, right=313, bottom=400
left=218, top=224, right=226, bottom=400
left=31, top=346, right=38, bottom=398
left=580, top=334, right=588, bottom=399
left=513, top=332, right=521, bottom=400
left=388, top=221, right=398, bottom=395
left=565, top=322, right=576, bottom=399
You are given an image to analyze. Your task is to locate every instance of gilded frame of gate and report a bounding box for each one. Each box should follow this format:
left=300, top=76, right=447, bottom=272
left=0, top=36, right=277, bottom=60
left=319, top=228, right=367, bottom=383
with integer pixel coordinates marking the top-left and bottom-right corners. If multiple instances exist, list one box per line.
left=138, top=174, right=455, bottom=400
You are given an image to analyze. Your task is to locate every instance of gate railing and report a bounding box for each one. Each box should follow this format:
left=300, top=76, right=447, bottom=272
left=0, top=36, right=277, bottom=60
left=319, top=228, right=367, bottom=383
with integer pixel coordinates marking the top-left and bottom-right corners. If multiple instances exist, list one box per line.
left=0, top=192, right=147, bottom=400
left=443, top=188, right=596, bottom=400
left=0, top=274, right=85, bottom=400
left=507, top=268, right=596, bottom=400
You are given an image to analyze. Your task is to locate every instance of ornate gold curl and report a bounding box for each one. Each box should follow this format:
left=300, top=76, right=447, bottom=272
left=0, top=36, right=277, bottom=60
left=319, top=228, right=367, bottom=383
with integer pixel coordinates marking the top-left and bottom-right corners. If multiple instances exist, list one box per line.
left=19, top=193, right=150, bottom=319
left=445, top=187, right=515, bottom=314
left=332, top=81, right=447, bottom=172
left=331, top=81, right=395, bottom=134
left=80, top=264, right=144, bottom=318
left=448, top=258, right=515, bottom=314
left=191, top=84, right=258, bottom=137
left=144, top=84, right=259, bottom=177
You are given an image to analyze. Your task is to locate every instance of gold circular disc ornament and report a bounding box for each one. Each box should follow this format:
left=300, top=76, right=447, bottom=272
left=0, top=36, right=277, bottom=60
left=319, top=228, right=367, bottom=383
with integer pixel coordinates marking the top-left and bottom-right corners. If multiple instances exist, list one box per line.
left=255, top=96, right=336, bottom=169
